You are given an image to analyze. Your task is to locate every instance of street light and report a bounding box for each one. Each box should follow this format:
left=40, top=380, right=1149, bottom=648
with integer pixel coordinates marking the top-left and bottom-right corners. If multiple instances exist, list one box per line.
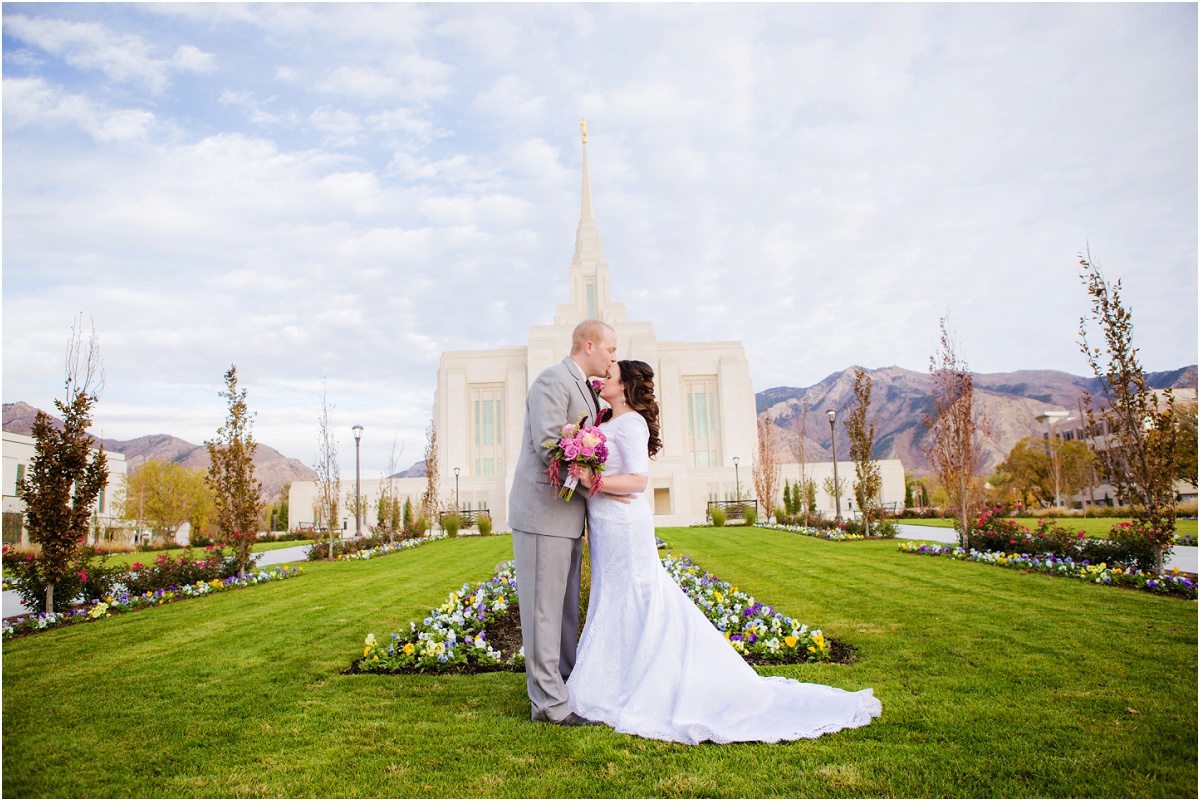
left=352, top=424, right=364, bottom=536
left=454, top=467, right=461, bottom=511
left=732, top=456, right=740, bottom=501
left=827, top=409, right=842, bottom=520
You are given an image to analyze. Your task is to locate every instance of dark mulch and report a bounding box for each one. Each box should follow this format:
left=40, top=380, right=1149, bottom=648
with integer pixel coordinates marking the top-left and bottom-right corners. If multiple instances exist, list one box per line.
left=343, top=604, right=855, bottom=675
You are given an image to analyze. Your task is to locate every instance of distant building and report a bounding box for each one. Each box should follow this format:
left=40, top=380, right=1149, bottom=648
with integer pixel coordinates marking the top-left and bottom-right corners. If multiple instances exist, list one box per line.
left=1037, top=388, right=1197, bottom=507
left=289, top=128, right=904, bottom=530
left=2, top=431, right=128, bottom=546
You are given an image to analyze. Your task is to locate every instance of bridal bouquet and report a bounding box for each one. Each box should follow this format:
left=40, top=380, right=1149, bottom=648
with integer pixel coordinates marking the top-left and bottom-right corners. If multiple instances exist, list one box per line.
left=543, top=413, right=608, bottom=501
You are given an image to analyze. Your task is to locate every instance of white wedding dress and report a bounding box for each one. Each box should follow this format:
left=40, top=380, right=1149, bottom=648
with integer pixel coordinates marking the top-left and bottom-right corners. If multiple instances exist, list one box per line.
left=566, top=411, right=882, bottom=744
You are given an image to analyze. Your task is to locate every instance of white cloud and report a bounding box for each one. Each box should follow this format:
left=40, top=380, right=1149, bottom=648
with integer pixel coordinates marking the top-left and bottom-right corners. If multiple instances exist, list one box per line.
left=3, top=76, right=155, bottom=141
left=3, top=13, right=213, bottom=92
left=3, top=2, right=1195, bottom=475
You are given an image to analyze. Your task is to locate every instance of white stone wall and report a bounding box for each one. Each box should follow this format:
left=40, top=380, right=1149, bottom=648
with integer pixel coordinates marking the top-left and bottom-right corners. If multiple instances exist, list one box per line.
left=3, top=431, right=128, bottom=545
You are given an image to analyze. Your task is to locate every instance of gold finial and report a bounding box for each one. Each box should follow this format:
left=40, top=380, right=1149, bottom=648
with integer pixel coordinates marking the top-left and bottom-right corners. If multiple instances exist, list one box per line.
left=581, top=118, right=588, bottom=144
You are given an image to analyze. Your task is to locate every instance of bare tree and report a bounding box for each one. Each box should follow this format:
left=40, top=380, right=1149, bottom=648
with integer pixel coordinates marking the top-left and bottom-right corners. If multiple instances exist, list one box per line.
left=20, top=315, right=108, bottom=612
left=797, top=402, right=813, bottom=526
left=314, top=383, right=341, bottom=559
left=420, top=419, right=440, bottom=530
left=845, top=368, right=883, bottom=536
left=205, top=365, right=264, bottom=573
left=1078, top=250, right=1179, bottom=572
left=376, top=435, right=405, bottom=541
left=752, top=415, right=782, bottom=522
left=925, top=315, right=987, bottom=548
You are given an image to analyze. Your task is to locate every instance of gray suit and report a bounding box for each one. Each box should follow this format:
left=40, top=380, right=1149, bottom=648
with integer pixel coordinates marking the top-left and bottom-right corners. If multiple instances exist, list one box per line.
left=509, top=356, right=601, bottom=722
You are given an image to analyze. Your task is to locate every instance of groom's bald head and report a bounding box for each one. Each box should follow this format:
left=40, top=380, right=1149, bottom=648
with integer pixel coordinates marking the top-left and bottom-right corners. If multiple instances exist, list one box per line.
left=571, top=319, right=614, bottom=355
left=571, top=319, right=618, bottom=377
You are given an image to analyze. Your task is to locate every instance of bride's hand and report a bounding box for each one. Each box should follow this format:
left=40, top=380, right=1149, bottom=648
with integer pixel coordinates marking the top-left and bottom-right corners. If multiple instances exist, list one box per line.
left=570, top=464, right=594, bottom=489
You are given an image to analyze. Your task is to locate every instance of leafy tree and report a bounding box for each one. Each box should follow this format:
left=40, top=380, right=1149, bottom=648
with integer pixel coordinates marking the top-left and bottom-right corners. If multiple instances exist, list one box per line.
left=1174, top=401, right=1198, bottom=490
left=782, top=480, right=794, bottom=515
left=822, top=475, right=847, bottom=516
left=204, top=366, right=264, bottom=573
left=1058, top=439, right=1098, bottom=504
left=1078, top=251, right=1179, bottom=572
left=925, top=315, right=987, bottom=547
left=420, top=420, right=440, bottom=527
left=997, top=437, right=1053, bottom=507
left=19, top=317, right=109, bottom=612
left=124, top=460, right=211, bottom=546
left=845, top=368, right=883, bottom=536
left=270, top=482, right=291, bottom=532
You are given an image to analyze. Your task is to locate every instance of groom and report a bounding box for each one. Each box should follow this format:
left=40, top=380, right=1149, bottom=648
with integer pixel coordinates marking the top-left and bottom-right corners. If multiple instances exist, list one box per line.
left=509, top=318, right=617, bottom=726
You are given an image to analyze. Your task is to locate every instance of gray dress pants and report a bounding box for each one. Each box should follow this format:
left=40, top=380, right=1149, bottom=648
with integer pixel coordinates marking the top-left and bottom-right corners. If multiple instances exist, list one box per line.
left=511, top=528, right=583, bottom=722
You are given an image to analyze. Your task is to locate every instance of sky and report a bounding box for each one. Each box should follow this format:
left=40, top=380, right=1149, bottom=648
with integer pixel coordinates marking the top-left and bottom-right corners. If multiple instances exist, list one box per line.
left=3, top=1, right=1197, bottom=476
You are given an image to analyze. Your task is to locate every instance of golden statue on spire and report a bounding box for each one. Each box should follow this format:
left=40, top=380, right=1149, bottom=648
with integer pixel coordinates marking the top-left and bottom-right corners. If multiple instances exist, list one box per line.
left=581, top=118, right=588, bottom=144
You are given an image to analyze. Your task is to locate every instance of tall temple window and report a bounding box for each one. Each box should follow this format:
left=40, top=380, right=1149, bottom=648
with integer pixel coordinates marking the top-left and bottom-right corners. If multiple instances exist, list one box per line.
left=684, top=376, right=721, bottom=468
left=471, top=384, right=505, bottom=476
left=586, top=282, right=596, bottom=318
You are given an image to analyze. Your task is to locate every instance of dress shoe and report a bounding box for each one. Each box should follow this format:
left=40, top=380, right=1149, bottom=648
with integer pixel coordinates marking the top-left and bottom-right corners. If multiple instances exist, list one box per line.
left=555, top=711, right=605, bottom=727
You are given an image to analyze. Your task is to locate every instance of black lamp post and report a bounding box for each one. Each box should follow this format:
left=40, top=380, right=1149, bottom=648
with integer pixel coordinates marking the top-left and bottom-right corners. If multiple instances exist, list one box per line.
left=732, top=456, right=740, bottom=501
left=454, top=467, right=460, bottom=511
left=352, top=424, right=363, bottom=536
left=827, top=409, right=842, bottom=520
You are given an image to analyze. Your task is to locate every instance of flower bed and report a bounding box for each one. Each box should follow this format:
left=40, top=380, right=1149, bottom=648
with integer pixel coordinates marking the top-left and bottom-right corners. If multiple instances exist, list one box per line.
left=307, top=530, right=449, bottom=561
left=2, top=565, right=305, bottom=639
left=353, top=552, right=838, bottom=674
left=898, top=542, right=1197, bottom=599
left=1173, top=533, right=1197, bottom=547
left=969, top=509, right=1159, bottom=571
left=758, top=523, right=865, bottom=541
left=661, top=552, right=832, bottom=661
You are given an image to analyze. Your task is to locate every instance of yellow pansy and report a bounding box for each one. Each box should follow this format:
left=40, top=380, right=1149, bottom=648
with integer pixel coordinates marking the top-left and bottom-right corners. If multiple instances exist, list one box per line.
left=784, top=635, right=798, bottom=648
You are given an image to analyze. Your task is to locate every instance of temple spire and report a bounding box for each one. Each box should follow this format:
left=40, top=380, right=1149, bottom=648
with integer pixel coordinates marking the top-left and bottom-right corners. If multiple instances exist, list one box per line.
left=557, top=120, right=625, bottom=326
left=580, top=119, right=595, bottom=226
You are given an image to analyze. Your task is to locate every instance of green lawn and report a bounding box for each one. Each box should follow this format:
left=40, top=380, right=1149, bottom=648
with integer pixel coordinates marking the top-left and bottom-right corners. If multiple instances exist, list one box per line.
left=900, top=517, right=1199, bottom=539
left=2, top=529, right=1196, bottom=798
left=99, top=539, right=314, bottom=569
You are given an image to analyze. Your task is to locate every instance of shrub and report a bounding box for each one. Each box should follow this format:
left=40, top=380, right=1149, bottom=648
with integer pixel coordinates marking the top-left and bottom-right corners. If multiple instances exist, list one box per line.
left=710, top=507, right=727, bottom=527
left=442, top=514, right=461, bottom=538
left=123, top=548, right=242, bottom=595
left=2, top=545, right=126, bottom=614
left=969, top=507, right=1160, bottom=572
left=477, top=515, right=493, bottom=537
left=743, top=506, right=757, bottom=526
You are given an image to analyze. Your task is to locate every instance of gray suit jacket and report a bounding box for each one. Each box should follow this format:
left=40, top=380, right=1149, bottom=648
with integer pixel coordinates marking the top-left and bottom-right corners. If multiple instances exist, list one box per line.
left=508, top=357, right=601, bottom=538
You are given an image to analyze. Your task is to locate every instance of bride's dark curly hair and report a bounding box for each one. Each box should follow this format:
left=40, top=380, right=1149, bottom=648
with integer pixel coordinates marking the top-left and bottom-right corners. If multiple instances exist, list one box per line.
left=618, top=359, right=662, bottom=458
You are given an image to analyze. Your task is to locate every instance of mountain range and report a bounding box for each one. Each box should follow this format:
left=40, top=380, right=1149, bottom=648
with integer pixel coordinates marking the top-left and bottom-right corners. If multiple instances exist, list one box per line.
left=757, top=365, right=1197, bottom=475
left=2, top=401, right=315, bottom=503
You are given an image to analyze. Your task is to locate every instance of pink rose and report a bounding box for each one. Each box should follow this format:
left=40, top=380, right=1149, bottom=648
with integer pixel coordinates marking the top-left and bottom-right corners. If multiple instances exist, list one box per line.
left=562, top=439, right=582, bottom=460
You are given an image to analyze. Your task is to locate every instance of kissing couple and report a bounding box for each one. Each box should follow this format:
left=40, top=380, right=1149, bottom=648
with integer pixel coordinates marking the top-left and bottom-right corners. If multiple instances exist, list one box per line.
left=508, top=319, right=882, bottom=744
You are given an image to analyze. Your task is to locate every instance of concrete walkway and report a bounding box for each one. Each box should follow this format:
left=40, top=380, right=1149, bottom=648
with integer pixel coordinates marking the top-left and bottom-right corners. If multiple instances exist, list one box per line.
left=896, top=524, right=1198, bottom=573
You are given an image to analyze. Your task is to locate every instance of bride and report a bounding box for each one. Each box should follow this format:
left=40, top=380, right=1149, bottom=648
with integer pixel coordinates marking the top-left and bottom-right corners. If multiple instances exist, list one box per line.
left=565, top=359, right=882, bottom=745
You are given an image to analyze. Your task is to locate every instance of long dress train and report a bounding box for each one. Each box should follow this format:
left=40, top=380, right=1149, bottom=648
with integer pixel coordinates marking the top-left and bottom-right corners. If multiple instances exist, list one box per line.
left=566, top=411, right=882, bottom=745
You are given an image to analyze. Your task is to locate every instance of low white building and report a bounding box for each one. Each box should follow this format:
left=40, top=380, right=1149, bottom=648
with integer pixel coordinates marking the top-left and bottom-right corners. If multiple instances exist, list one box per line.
left=3, top=430, right=128, bottom=546
left=288, top=127, right=905, bottom=531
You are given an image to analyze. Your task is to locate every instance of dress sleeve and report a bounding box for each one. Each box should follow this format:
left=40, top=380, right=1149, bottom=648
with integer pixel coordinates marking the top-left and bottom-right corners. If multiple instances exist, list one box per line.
left=624, top=414, right=650, bottom=476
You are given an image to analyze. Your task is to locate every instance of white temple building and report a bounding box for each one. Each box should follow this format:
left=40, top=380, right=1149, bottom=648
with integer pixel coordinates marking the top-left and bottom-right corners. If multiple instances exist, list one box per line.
left=289, top=127, right=904, bottom=531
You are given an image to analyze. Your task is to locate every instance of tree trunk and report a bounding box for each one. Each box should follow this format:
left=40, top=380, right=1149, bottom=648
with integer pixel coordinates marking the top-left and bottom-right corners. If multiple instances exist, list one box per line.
left=45, top=581, right=54, bottom=614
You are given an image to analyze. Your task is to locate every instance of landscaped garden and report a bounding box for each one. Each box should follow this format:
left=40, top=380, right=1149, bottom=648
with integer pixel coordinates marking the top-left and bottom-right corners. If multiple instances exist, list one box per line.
left=3, top=527, right=1196, bottom=798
